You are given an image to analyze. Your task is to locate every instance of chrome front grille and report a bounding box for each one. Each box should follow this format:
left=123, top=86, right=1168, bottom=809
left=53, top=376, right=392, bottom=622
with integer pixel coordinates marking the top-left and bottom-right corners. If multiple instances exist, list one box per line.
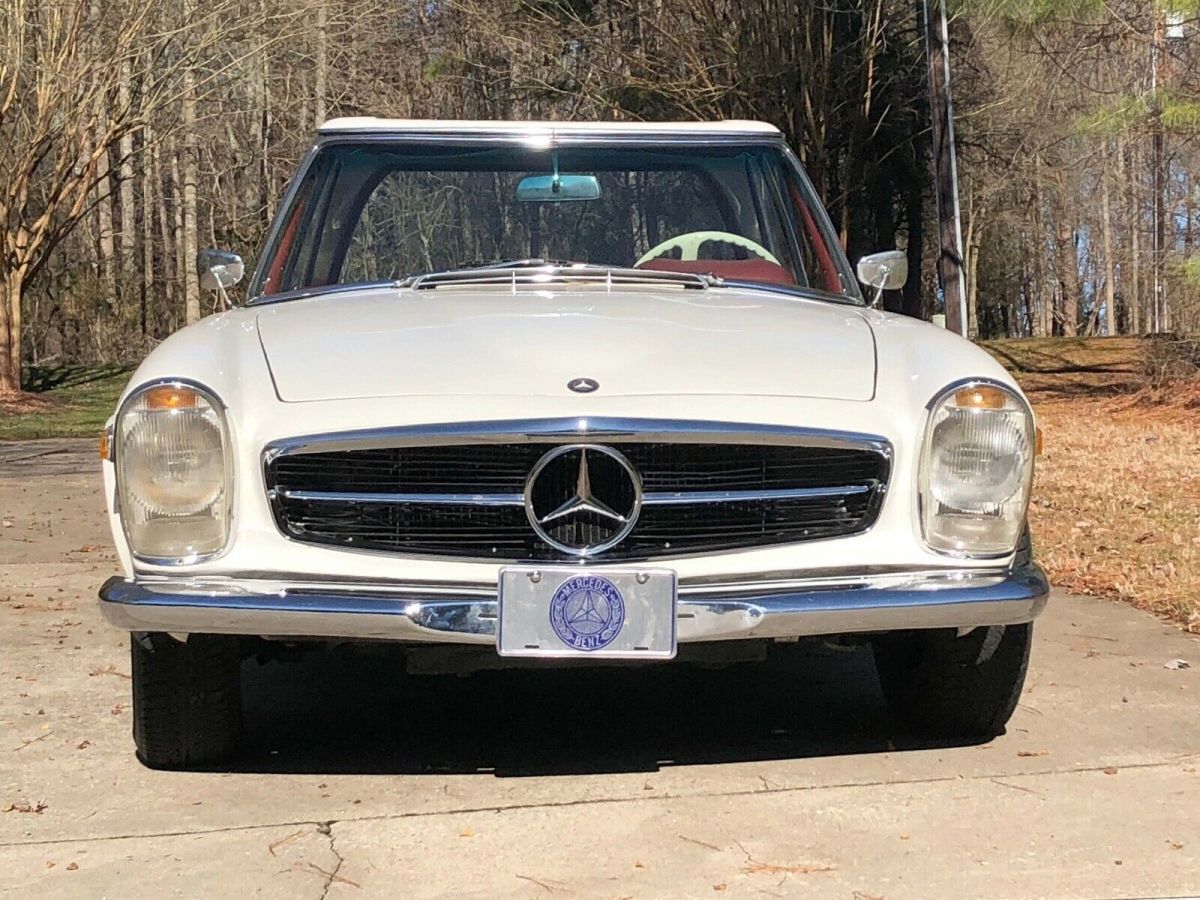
left=264, top=420, right=891, bottom=560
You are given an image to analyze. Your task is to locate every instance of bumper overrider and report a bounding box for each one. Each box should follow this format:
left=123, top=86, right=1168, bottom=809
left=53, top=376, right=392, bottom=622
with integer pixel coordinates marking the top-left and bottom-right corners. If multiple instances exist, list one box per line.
left=99, top=563, right=1048, bottom=643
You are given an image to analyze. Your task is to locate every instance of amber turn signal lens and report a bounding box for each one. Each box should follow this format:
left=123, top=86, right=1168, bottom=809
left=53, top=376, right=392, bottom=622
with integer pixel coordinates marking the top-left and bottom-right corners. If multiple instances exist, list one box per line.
left=143, top=386, right=199, bottom=410
left=954, top=386, right=1008, bottom=410
left=1036, top=428, right=1044, bottom=456
left=99, top=430, right=110, bottom=460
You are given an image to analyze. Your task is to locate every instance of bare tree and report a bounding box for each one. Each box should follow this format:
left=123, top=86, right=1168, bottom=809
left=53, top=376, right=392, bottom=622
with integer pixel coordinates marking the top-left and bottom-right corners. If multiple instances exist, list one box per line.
left=0, top=0, right=305, bottom=392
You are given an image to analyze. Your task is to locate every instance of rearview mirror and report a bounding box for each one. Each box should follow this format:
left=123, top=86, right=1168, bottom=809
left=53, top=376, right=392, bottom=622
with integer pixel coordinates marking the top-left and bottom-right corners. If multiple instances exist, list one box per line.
left=197, top=249, right=244, bottom=291
left=516, top=174, right=601, bottom=203
left=856, top=250, right=907, bottom=306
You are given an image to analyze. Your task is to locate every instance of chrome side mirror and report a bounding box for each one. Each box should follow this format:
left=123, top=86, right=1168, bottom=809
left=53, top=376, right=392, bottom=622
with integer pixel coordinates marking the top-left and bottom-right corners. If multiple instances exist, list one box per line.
left=856, top=250, right=908, bottom=307
left=197, top=248, right=244, bottom=307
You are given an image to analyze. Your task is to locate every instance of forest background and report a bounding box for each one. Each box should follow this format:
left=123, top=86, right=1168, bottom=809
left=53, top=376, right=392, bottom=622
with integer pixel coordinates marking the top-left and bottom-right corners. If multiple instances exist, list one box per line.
left=2, top=0, right=1199, bottom=390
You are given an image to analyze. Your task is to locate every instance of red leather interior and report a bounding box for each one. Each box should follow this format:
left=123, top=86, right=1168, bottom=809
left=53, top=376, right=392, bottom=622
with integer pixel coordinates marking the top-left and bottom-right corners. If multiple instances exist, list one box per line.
left=788, top=182, right=843, bottom=293
left=637, top=257, right=796, bottom=286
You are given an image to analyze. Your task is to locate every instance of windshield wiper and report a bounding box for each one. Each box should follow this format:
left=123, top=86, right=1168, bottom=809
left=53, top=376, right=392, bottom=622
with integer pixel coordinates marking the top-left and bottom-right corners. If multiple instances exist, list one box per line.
left=457, top=258, right=624, bottom=271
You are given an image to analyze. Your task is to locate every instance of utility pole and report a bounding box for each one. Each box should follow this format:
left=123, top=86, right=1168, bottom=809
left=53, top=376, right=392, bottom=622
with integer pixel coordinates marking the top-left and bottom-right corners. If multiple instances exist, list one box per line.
left=920, top=0, right=968, bottom=337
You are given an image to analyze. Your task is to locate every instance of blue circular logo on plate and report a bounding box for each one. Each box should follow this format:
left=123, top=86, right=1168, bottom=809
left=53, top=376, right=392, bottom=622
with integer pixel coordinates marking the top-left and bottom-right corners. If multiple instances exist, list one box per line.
left=549, top=575, right=625, bottom=651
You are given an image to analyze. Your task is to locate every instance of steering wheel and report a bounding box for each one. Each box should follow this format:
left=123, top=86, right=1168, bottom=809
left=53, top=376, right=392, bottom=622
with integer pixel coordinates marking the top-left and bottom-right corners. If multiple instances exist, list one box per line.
left=635, top=231, right=780, bottom=267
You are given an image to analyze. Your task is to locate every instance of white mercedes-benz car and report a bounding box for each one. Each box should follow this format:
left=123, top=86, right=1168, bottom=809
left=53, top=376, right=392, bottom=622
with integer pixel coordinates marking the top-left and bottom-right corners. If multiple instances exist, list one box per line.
left=99, top=119, right=1046, bottom=768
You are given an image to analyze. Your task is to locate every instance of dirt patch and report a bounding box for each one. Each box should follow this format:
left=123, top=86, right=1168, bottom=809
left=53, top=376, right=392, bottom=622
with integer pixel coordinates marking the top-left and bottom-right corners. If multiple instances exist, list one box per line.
left=983, top=337, right=1145, bottom=399
left=0, top=392, right=57, bottom=416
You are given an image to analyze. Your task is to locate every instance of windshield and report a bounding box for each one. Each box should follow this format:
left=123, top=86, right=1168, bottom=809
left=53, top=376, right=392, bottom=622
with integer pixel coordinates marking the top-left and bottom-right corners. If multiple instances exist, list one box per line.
left=251, top=141, right=856, bottom=300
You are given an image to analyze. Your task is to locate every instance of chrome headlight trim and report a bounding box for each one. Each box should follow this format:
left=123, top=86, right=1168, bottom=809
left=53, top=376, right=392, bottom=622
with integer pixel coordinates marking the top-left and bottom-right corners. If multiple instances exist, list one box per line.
left=918, top=377, right=1036, bottom=560
left=114, top=378, right=235, bottom=567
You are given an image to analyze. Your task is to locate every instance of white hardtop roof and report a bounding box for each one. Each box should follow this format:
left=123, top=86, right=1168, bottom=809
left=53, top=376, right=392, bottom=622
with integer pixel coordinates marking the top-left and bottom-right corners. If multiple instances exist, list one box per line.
left=318, top=118, right=781, bottom=137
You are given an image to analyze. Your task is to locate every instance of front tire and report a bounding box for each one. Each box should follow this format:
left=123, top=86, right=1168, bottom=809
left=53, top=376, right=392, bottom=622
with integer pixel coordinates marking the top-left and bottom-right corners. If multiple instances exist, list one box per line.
left=872, top=623, right=1032, bottom=739
left=131, top=633, right=243, bottom=769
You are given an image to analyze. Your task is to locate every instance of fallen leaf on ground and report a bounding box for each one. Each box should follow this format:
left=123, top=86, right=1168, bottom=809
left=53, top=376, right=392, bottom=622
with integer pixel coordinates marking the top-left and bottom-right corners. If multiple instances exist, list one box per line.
left=2, top=801, right=47, bottom=814
left=1017, top=750, right=1049, bottom=757
left=1103, top=767, right=1119, bottom=775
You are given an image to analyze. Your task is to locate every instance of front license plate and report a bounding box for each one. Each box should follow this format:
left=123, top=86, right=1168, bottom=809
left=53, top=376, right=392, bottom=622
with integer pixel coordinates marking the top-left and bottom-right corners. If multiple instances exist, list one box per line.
left=497, top=566, right=677, bottom=659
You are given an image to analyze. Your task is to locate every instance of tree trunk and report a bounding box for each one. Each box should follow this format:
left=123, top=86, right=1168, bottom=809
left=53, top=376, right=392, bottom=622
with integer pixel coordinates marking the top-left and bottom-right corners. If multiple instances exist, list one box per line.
left=118, top=59, right=137, bottom=284
left=1030, top=160, right=1050, bottom=338
left=1100, top=158, right=1116, bottom=337
left=95, top=107, right=117, bottom=303
left=1055, top=201, right=1078, bottom=337
left=315, top=1, right=328, bottom=127
left=141, top=122, right=155, bottom=337
left=155, top=138, right=174, bottom=317
left=1121, top=138, right=1141, bottom=335
left=0, top=270, right=23, bottom=392
left=920, top=0, right=967, bottom=337
left=964, top=190, right=979, bottom=339
left=170, top=145, right=186, bottom=323
left=181, top=40, right=201, bottom=325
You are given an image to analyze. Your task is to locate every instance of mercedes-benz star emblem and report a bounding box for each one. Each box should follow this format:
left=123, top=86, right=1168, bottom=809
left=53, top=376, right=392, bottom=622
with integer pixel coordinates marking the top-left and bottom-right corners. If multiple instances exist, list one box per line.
left=524, top=445, right=642, bottom=556
left=567, top=377, right=599, bottom=394
left=549, top=575, right=626, bottom=651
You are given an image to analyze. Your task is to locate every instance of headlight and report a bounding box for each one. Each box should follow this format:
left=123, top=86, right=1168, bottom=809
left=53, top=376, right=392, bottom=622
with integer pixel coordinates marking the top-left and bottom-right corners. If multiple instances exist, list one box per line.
left=115, top=381, right=232, bottom=562
left=919, top=381, right=1034, bottom=557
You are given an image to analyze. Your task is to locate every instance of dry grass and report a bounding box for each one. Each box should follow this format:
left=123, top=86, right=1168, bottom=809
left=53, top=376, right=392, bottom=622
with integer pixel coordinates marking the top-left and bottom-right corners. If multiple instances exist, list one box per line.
left=1031, top=395, right=1200, bottom=633
left=984, top=338, right=1200, bottom=633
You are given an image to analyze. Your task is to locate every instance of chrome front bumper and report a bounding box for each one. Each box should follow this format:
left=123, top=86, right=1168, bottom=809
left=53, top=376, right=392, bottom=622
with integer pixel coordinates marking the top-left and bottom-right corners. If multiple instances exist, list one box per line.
left=99, top=564, right=1049, bottom=643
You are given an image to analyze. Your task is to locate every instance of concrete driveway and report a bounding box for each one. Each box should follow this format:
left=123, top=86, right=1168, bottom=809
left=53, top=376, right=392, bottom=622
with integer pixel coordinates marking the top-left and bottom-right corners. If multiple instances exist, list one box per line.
left=1, top=443, right=1198, bottom=899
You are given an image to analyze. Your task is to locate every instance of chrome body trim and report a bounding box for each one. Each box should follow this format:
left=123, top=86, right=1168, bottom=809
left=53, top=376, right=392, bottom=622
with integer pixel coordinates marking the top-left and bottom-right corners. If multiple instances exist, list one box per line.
left=277, top=484, right=876, bottom=508
left=262, top=417, right=894, bottom=459
left=276, top=489, right=527, bottom=507
left=642, top=484, right=874, bottom=506
left=99, top=563, right=1049, bottom=643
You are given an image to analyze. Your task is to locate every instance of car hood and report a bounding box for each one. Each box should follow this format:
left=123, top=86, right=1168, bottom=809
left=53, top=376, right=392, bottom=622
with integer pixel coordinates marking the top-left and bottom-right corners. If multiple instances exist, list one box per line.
left=256, top=285, right=876, bottom=402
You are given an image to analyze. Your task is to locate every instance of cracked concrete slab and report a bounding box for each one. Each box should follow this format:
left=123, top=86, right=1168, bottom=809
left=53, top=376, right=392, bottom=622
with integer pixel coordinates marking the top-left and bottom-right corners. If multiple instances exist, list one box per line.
left=1, top=822, right=341, bottom=898
left=2, top=465, right=1198, bottom=898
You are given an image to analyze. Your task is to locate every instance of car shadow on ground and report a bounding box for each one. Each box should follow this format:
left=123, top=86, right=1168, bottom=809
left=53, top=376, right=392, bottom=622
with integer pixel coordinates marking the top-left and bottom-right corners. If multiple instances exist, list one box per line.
left=229, top=641, right=979, bottom=776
